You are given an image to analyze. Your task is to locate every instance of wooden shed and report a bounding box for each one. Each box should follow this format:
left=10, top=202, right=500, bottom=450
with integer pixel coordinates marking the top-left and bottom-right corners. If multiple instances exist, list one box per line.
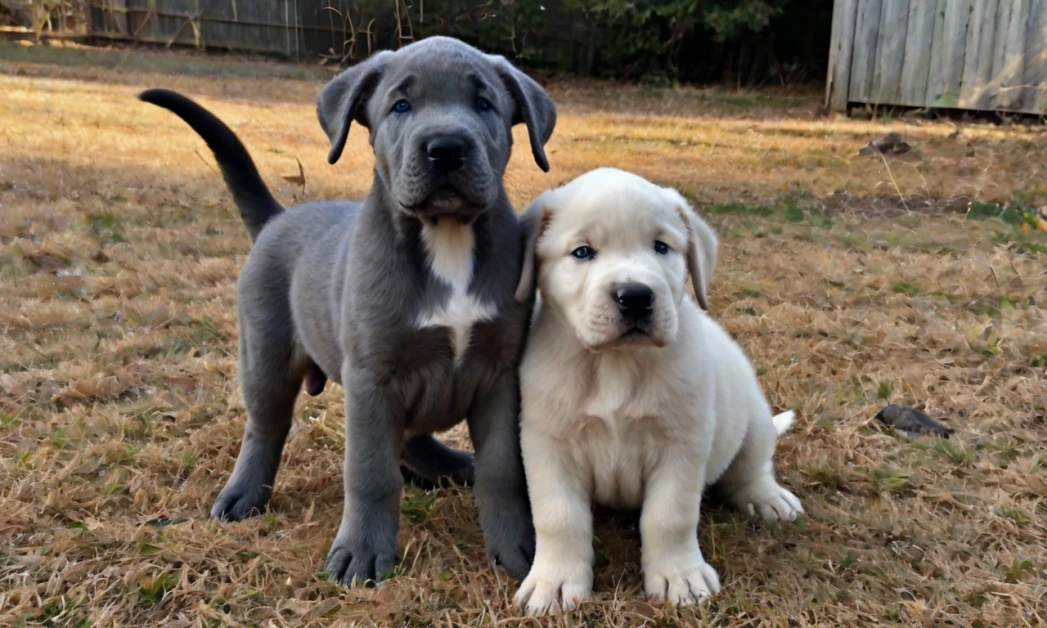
left=826, top=0, right=1047, bottom=115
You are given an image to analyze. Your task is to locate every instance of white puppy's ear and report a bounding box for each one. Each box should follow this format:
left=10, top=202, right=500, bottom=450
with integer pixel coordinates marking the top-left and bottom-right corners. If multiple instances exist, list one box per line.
left=664, top=189, right=718, bottom=310
left=515, top=197, right=554, bottom=303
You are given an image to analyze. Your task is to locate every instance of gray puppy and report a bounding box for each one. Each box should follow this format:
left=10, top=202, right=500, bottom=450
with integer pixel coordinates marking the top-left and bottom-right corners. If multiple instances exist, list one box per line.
left=138, top=36, right=555, bottom=585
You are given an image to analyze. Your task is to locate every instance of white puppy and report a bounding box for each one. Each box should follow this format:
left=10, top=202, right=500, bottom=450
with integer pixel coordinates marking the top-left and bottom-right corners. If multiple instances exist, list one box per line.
left=511, top=168, right=803, bottom=615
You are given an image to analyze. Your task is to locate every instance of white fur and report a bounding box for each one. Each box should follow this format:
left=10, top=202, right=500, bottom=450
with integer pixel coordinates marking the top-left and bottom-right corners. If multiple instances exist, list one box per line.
left=772, top=410, right=796, bottom=436
left=513, top=168, right=803, bottom=615
left=422, top=219, right=475, bottom=289
left=416, top=220, right=496, bottom=361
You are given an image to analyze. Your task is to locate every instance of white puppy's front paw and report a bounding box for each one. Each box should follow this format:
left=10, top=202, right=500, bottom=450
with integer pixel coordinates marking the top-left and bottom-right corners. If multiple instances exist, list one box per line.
left=644, top=555, right=721, bottom=605
left=731, top=475, right=804, bottom=521
left=514, top=566, right=591, bottom=615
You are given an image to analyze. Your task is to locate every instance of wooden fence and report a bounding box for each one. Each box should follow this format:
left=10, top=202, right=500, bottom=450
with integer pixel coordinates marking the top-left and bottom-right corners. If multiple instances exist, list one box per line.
left=81, top=0, right=594, bottom=68
left=86, top=0, right=358, bottom=60
left=826, top=0, right=1047, bottom=115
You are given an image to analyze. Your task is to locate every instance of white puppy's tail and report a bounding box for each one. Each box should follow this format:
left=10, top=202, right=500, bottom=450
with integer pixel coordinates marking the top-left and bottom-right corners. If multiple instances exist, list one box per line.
left=772, top=410, right=796, bottom=437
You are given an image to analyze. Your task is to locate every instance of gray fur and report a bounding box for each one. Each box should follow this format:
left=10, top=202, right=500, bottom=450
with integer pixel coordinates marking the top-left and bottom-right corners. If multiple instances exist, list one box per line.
left=143, top=36, right=555, bottom=586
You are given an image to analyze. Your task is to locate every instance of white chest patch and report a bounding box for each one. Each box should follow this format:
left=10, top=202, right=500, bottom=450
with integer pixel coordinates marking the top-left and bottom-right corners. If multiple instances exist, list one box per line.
left=416, top=220, right=497, bottom=361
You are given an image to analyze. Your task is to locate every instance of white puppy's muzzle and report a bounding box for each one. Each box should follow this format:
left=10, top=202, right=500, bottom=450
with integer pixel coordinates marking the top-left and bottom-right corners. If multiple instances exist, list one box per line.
left=576, top=260, right=679, bottom=350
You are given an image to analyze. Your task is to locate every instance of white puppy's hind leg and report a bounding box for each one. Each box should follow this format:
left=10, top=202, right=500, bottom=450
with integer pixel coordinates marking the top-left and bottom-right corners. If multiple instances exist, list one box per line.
left=718, top=410, right=803, bottom=522
left=513, top=432, right=594, bottom=615
left=727, top=473, right=804, bottom=522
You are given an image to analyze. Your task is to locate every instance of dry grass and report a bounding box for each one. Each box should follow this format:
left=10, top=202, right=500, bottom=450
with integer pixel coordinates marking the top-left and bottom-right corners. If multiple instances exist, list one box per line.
left=2, top=41, right=1046, bottom=627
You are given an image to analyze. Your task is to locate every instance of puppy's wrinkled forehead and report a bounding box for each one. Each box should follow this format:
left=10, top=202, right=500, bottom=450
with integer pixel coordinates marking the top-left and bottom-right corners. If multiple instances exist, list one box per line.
left=380, top=42, right=503, bottom=104
left=539, top=177, right=688, bottom=254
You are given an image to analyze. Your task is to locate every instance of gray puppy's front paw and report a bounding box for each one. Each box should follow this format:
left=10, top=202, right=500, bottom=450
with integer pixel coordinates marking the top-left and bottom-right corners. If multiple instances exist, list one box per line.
left=479, top=495, right=536, bottom=580
left=210, top=479, right=270, bottom=521
left=323, top=526, right=398, bottom=586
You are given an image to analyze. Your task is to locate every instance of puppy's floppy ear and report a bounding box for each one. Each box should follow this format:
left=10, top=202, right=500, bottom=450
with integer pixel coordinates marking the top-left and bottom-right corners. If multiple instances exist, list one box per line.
left=488, top=56, right=557, bottom=172
left=664, top=188, right=718, bottom=310
left=317, top=50, right=393, bottom=165
left=514, top=196, right=554, bottom=302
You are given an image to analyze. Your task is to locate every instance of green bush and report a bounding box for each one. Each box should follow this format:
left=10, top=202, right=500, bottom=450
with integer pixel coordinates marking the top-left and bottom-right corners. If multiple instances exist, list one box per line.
left=321, top=0, right=831, bottom=85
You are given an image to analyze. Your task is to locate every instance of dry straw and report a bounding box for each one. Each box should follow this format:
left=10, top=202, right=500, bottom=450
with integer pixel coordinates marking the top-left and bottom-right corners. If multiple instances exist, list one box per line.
left=1, top=43, right=1045, bottom=627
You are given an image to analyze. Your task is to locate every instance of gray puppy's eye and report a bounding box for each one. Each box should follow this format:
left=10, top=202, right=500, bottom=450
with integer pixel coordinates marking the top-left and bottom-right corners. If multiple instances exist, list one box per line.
left=475, top=97, right=493, bottom=112
left=392, top=99, right=411, bottom=114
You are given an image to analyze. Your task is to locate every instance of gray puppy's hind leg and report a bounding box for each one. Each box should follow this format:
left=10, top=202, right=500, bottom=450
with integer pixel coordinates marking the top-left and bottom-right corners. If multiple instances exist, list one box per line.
left=401, top=434, right=475, bottom=489
left=211, top=315, right=303, bottom=521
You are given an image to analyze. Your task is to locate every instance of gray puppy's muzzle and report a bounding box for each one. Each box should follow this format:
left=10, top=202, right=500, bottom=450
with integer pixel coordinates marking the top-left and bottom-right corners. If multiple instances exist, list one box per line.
left=397, top=125, right=498, bottom=221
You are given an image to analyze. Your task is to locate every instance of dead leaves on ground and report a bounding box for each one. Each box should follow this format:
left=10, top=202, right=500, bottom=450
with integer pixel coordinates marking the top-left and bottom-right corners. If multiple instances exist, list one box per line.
left=51, top=372, right=133, bottom=407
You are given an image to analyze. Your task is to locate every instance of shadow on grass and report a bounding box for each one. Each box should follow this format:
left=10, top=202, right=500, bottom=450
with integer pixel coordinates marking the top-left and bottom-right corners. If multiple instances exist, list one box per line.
left=0, top=39, right=327, bottom=81
left=0, top=39, right=331, bottom=107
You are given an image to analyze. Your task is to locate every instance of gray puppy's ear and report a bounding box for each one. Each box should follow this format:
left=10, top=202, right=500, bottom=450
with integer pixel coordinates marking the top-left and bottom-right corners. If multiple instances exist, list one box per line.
left=514, top=196, right=554, bottom=302
left=489, top=57, right=557, bottom=172
left=664, top=188, right=718, bottom=310
left=317, top=51, right=393, bottom=165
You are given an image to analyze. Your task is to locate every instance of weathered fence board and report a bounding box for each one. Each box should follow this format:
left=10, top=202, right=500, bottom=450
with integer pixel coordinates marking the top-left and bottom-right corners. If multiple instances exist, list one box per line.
left=935, top=0, right=972, bottom=108
left=847, top=0, right=883, bottom=102
left=899, top=0, right=937, bottom=107
left=991, top=0, right=1028, bottom=110
left=829, top=0, right=1047, bottom=114
left=88, top=0, right=305, bottom=57
left=959, top=0, right=999, bottom=109
left=825, top=0, right=859, bottom=110
left=923, top=0, right=948, bottom=108
left=1023, top=0, right=1047, bottom=112
left=872, top=0, right=910, bottom=105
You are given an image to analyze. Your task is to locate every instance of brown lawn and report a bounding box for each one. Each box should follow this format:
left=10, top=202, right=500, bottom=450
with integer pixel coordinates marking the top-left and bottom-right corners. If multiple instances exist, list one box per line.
left=1, top=40, right=1045, bottom=627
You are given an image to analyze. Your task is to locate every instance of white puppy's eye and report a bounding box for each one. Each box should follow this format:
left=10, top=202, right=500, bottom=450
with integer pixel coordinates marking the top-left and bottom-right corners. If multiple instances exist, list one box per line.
left=571, top=245, right=596, bottom=260
left=654, top=240, right=670, bottom=255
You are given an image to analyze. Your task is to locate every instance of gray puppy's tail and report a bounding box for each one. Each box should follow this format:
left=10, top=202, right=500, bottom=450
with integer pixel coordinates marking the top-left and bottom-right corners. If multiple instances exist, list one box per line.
left=138, top=88, right=283, bottom=243
left=401, top=434, right=475, bottom=490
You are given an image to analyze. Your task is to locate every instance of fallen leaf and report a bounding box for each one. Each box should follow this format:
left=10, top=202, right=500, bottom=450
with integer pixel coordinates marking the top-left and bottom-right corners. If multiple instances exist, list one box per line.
left=167, top=376, right=198, bottom=394
left=52, top=375, right=130, bottom=406
left=26, top=253, right=69, bottom=273
left=303, top=599, right=341, bottom=621
left=280, top=599, right=312, bottom=616
left=0, top=373, right=26, bottom=396
left=282, top=158, right=306, bottom=187
left=1024, top=474, right=1047, bottom=497
left=621, top=600, right=658, bottom=619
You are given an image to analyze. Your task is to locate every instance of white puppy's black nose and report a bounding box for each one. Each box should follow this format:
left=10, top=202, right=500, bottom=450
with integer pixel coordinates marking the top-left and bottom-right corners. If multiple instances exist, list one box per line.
left=426, top=136, right=466, bottom=172
left=615, top=283, right=654, bottom=322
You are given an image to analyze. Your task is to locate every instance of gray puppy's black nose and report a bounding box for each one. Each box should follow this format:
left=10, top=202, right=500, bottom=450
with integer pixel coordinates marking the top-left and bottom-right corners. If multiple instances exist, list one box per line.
left=615, top=283, right=654, bottom=322
left=426, top=136, right=466, bottom=173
